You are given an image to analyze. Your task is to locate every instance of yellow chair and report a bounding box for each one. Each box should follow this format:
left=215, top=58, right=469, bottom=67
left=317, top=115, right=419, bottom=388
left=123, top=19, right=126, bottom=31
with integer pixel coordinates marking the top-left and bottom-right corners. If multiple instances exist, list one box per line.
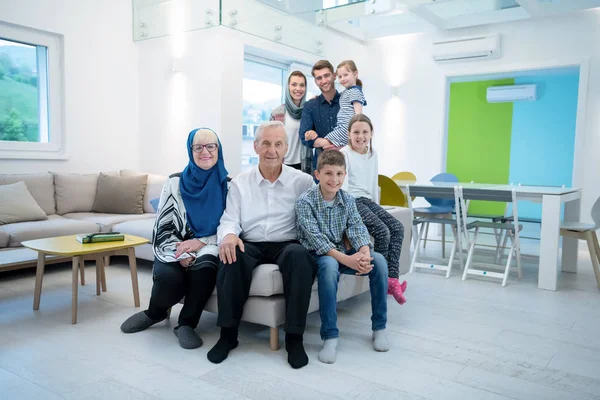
left=392, top=171, right=417, bottom=182
left=378, top=174, right=407, bottom=207
left=392, top=171, right=417, bottom=202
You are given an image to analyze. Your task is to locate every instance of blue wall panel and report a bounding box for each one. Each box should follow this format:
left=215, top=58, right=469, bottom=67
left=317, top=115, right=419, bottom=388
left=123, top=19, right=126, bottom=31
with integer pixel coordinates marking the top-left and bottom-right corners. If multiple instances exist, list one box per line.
left=508, top=72, right=579, bottom=219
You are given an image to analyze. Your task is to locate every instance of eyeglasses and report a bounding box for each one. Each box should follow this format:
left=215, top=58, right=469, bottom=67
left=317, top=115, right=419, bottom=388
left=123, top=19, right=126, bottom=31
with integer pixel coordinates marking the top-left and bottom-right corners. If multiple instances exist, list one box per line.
left=191, top=143, right=218, bottom=153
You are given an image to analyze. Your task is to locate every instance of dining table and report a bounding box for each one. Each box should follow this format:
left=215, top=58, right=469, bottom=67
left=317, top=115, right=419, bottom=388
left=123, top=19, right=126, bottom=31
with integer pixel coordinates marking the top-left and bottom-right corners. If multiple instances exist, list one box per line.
left=395, top=180, right=582, bottom=291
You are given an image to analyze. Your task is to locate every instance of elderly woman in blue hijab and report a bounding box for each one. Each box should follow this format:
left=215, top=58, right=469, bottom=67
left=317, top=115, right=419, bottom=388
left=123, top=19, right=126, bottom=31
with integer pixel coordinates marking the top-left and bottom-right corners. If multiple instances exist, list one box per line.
left=270, top=70, right=310, bottom=172
left=121, top=128, right=228, bottom=349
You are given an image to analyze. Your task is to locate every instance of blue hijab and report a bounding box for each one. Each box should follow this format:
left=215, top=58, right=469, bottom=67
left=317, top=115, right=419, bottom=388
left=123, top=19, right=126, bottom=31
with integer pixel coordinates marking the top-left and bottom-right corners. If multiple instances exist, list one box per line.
left=180, top=128, right=228, bottom=238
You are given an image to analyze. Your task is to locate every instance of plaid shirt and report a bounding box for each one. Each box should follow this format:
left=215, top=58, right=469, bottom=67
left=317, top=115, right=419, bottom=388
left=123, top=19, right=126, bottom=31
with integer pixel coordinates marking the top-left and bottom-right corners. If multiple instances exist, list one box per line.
left=296, top=185, right=371, bottom=255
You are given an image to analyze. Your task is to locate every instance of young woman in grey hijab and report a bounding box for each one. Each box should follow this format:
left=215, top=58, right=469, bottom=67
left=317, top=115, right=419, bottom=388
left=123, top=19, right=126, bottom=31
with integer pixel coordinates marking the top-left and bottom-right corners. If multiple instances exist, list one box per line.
left=270, top=70, right=311, bottom=172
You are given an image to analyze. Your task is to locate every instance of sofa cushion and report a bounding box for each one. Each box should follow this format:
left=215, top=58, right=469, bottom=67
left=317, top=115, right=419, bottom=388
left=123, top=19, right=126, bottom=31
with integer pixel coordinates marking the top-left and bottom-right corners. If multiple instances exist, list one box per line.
left=64, top=212, right=156, bottom=233
left=247, top=264, right=370, bottom=297
left=0, top=230, right=9, bottom=248
left=0, top=215, right=100, bottom=247
left=53, top=171, right=118, bottom=215
left=120, top=170, right=168, bottom=213
left=247, top=264, right=284, bottom=297
left=113, top=218, right=155, bottom=241
left=0, top=172, right=56, bottom=215
left=0, top=182, right=48, bottom=226
left=92, top=173, right=148, bottom=214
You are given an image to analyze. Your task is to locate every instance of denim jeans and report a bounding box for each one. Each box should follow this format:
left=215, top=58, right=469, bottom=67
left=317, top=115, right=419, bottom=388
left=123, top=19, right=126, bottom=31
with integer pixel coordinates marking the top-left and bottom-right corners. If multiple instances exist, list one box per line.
left=315, top=250, right=388, bottom=340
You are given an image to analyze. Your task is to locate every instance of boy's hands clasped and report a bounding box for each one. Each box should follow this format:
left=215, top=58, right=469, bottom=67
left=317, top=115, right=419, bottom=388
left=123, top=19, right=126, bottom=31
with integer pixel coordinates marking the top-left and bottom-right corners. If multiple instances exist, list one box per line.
left=346, top=246, right=373, bottom=276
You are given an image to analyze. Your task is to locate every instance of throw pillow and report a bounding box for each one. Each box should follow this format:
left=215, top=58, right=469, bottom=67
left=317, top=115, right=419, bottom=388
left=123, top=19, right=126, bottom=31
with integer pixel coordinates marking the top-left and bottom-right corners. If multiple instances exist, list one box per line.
left=92, top=173, right=148, bottom=214
left=0, top=181, right=48, bottom=225
left=0, top=172, right=56, bottom=215
left=149, top=197, right=160, bottom=212
left=53, top=171, right=119, bottom=215
left=119, top=169, right=167, bottom=213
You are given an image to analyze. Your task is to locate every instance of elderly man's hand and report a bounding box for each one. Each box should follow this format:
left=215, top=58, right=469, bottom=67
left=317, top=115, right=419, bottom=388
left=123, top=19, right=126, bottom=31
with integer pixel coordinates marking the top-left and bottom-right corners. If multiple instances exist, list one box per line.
left=219, top=234, right=245, bottom=264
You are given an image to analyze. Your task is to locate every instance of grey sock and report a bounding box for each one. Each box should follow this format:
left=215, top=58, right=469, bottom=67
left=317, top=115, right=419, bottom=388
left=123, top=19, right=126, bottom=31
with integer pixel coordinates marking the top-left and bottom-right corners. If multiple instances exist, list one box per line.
left=372, top=330, right=390, bottom=352
left=120, top=311, right=163, bottom=334
left=174, top=325, right=203, bottom=349
left=318, top=338, right=338, bottom=364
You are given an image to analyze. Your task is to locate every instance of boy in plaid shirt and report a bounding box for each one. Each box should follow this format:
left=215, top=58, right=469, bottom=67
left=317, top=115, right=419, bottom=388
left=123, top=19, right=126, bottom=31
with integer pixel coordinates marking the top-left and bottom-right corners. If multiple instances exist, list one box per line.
left=295, top=150, right=389, bottom=364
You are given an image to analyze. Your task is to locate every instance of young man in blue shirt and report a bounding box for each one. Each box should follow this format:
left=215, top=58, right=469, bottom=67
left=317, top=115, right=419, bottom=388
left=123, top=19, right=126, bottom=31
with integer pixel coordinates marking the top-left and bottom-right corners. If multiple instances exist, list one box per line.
left=298, top=60, right=341, bottom=176
left=295, top=150, right=390, bottom=364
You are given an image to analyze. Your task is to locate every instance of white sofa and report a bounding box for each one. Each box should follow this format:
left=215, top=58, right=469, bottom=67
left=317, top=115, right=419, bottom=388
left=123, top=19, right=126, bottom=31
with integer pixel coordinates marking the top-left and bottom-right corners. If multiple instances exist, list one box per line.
left=0, top=170, right=164, bottom=271
left=0, top=171, right=411, bottom=350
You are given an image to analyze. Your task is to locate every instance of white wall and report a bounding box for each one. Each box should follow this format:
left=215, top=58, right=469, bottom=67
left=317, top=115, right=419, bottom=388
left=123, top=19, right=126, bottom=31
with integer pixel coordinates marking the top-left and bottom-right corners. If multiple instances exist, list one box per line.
left=138, top=25, right=369, bottom=177
left=366, top=9, right=600, bottom=220
left=0, top=0, right=139, bottom=174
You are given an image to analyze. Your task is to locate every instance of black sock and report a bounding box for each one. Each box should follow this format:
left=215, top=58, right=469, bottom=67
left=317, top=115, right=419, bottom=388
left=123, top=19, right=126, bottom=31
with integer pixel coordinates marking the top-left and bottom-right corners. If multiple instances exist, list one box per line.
left=285, top=333, right=308, bottom=369
left=207, top=327, right=238, bottom=364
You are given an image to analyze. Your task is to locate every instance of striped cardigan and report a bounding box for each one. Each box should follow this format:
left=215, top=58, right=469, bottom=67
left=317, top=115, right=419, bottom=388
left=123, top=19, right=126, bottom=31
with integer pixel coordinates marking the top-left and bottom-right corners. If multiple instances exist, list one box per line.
left=151, top=173, right=219, bottom=263
left=270, top=105, right=313, bottom=175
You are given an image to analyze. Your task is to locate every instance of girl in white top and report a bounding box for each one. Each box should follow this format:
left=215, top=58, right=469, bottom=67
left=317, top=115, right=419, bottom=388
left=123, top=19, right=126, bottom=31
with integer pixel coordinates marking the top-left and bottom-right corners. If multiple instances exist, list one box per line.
left=341, top=114, right=407, bottom=305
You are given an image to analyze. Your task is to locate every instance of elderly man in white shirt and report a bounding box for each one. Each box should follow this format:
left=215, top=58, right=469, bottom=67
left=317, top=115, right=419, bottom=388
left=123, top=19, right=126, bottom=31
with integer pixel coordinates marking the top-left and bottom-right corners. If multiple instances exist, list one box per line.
left=207, top=121, right=316, bottom=369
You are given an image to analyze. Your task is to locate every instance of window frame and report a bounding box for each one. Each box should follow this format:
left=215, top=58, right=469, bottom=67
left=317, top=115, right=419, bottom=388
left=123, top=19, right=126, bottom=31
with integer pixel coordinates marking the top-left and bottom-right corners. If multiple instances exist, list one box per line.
left=244, top=54, right=287, bottom=105
left=241, top=54, right=288, bottom=169
left=0, top=22, right=65, bottom=160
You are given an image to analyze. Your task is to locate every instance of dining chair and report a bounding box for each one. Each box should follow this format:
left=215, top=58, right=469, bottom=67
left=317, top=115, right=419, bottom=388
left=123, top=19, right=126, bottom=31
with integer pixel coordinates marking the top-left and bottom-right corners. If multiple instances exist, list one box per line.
left=559, top=196, right=600, bottom=289
left=378, top=174, right=407, bottom=207
left=413, top=172, right=459, bottom=257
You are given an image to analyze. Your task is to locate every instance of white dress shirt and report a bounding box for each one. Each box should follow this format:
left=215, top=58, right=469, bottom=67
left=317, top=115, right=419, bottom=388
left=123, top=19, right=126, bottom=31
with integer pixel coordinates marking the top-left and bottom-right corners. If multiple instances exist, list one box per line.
left=341, top=145, right=380, bottom=203
left=218, top=165, right=315, bottom=243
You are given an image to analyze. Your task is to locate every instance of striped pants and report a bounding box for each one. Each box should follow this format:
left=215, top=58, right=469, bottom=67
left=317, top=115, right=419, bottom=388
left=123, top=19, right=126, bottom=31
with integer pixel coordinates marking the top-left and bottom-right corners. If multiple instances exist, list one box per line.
left=355, top=197, right=404, bottom=279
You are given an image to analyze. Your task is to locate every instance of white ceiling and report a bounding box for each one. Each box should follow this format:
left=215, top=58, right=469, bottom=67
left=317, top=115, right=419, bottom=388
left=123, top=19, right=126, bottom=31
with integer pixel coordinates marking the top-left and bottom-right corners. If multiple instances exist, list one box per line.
left=323, top=0, right=600, bottom=40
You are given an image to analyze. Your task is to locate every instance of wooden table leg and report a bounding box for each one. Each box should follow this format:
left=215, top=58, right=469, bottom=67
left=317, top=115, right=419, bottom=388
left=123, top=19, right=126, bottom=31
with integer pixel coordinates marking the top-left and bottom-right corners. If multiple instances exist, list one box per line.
left=80, top=258, right=86, bottom=286
left=33, top=252, right=46, bottom=310
left=95, top=256, right=103, bottom=296
left=72, top=256, right=81, bottom=324
left=127, top=247, right=140, bottom=307
left=101, top=257, right=107, bottom=292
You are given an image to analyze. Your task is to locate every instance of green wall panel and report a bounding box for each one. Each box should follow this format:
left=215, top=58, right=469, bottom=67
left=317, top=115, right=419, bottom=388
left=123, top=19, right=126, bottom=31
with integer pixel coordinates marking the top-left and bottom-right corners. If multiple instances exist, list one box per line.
left=446, top=79, right=514, bottom=216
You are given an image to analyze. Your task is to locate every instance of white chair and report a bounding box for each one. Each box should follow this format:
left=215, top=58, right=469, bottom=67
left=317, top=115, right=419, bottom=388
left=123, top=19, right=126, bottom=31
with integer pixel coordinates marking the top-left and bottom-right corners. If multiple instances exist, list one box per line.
left=458, top=187, right=523, bottom=287
left=409, top=186, right=466, bottom=278
left=560, top=196, right=600, bottom=289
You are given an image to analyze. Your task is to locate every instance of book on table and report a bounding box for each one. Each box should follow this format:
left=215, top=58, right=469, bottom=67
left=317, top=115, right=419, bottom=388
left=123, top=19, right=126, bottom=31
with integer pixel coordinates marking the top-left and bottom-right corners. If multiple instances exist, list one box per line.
left=76, top=232, right=125, bottom=244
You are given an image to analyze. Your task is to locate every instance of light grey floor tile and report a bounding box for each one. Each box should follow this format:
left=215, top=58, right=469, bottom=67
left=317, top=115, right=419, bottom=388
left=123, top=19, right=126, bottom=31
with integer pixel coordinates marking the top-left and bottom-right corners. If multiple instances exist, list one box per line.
left=62, top=377, right=161, bottom=400
left=3, top=379, right=67, bottom=400
left=199, top=363, right=340, bottom=400
left=455, top=365, right=598, bottom=400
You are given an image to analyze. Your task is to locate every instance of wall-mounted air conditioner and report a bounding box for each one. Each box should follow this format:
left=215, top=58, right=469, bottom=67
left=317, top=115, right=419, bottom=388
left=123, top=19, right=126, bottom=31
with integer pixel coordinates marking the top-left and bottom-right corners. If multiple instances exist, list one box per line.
left=432, top=35, right=501, bottom=63
left=486, top=84, right=538, bottom=103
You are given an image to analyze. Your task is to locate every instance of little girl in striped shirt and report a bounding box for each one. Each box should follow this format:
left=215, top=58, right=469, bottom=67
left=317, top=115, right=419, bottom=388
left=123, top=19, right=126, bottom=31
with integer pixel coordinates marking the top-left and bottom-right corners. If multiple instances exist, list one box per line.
left=341, top=114, right=407, bottom=305
left=321, top=60, right=367, bottom=149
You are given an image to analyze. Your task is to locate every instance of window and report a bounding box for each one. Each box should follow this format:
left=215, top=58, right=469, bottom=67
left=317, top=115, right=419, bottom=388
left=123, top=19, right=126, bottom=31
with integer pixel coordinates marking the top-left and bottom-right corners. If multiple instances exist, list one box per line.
left=242, top=57, right=285, bottom=169
left=242, top=56, right=320, bottom=171
left=0, top=23, right=64, bottom=159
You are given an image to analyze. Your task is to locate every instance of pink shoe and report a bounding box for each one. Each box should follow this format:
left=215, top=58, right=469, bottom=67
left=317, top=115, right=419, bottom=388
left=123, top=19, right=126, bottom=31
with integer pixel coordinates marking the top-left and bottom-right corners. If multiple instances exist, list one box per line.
left=388, top=278, right=407, bottom=305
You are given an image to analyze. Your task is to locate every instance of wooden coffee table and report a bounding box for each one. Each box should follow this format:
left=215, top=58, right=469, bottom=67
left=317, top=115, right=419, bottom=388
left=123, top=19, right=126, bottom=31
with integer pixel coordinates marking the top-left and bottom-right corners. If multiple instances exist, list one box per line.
left=22, top=234, right=149, bottom=324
